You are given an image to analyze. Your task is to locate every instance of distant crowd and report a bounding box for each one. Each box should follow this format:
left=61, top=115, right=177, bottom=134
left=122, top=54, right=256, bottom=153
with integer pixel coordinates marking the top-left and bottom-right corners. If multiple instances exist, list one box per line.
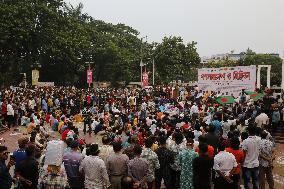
left=0, top=85, right=283, bottom=189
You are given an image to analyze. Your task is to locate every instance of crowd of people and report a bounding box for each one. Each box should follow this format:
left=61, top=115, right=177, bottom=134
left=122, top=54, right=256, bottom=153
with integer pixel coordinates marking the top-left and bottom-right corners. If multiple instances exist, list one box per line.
left=0, top=85, right=282, bottom=189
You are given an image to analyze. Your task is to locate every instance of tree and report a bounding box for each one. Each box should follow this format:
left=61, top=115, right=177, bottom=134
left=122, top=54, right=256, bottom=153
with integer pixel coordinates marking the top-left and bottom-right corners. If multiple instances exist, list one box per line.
left=153, top=36, right=200, bottom=83
left=0, top=0, right=200, bottom=87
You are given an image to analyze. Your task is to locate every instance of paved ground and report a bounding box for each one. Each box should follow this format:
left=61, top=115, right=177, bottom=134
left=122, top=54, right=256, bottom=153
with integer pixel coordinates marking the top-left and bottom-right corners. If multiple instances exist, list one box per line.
left=1, top=123, right=284, bottom=189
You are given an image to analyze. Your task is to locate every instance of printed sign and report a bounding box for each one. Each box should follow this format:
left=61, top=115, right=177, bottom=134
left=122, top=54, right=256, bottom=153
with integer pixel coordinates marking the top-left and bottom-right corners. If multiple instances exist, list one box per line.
left=87, top=70, right=92, bottom=84
left=32, top=69, right=39, bottom=86
left=198, top=65, right=256, bottom=96
left=142, top=72, right=148, bottom=87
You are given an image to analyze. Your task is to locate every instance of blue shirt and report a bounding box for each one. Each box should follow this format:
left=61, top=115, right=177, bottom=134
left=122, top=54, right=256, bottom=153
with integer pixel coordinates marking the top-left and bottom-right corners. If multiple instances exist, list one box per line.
left=63, top=151, right=84, bottom=179
left=13, top=149, right=27, bottom=170
left=42, top=99, right=48, bottom=111
left=211, top=120, right=222, bottom=136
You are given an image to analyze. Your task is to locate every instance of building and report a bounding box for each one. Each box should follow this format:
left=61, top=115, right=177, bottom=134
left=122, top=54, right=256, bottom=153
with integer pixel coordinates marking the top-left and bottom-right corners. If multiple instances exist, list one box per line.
left=204, top=53, right=280, bottom=64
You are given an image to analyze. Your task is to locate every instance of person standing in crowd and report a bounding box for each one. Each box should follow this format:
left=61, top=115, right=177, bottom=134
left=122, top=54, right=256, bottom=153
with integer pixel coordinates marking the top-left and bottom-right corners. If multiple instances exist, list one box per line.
left=205, top=126, right=219, bottom=156
left=99, top=135, right=114, bottom=163
left=242, top=126, right=261, bottom=189
left=213, top=143, right=237, bottom=189
left=79, top=144, right=110, bottom=189
left=193, top=143, right=213, bottom=189
left=155, top=136, right=174, bottom=189
left=141, top=138, right=160, bottom=189
left=0, top=145, right=15, bottom=189
left=6, top=100, right=14, bottom=129
left=13, top=137, right=29, bottom=170
left=195, top=135, right=215, bottom=159
left=271, top=107, right=280, bottom=133
left=63, top=140, right=84, bottom=189
left=37, top=164, right=69, bottom=189
left=1, top=99, right=7, bottom=126
left=128, top=145, right=150, bottom=189
left=177, top=138, right=198, bottom=189
left=255, top=111, right=269, bottom=129
left=16, top=146, right=39, bottom=189
left=225, top=137, right=244, bottom=189
left=169, top=132, right=185, bottom=188
left=259, top=131, right=275, bottom=189
left=107, top=141, right=129, bottom=189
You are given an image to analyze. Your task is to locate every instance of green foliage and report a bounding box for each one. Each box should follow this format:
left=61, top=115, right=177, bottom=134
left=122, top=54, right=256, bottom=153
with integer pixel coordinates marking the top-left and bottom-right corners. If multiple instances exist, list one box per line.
left=153, top=36, right=200, bottom=83
left=0, top=0, right=200, bottom=87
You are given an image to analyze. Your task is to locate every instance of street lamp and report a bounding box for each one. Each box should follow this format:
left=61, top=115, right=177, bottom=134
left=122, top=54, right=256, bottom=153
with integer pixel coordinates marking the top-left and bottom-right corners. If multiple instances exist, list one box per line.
left=140, top=36, right=147, bottom=87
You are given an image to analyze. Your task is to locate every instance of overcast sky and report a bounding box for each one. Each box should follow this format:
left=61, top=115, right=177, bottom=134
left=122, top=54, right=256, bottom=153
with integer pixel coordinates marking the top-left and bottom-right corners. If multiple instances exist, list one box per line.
left=65, top=0, right=284, bottom=57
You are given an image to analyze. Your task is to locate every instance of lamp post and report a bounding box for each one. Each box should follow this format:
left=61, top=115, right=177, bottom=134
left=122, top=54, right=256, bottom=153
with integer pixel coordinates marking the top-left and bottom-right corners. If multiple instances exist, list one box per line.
left=140, top=36, right=147, bottom=87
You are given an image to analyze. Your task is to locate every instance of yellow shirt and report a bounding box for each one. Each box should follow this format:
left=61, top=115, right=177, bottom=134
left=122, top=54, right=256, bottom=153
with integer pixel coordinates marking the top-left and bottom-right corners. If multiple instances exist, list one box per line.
left=58, top=121, right=64, bottom=132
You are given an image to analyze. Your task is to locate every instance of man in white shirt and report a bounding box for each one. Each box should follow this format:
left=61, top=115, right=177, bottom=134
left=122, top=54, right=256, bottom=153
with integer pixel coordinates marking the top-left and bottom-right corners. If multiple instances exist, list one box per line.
left=255, top=112, right=269, bottom=128
left=6, top=101, right=14, bottom=129
left=213, top=142, right=237, bottom=189
left=242, top=126, right=261, bottom=189
left=79, top=144, right=110, bottom=189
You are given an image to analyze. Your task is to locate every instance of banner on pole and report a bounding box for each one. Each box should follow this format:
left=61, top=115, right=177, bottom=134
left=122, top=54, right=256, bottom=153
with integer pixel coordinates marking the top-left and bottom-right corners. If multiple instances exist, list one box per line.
left=198, top=65, right=256, bottom=96
left=87, top=70, right=92, bottom=84
left=142, top=72, right=148, bottom=87
left=32, top=69, right=39, bottom=86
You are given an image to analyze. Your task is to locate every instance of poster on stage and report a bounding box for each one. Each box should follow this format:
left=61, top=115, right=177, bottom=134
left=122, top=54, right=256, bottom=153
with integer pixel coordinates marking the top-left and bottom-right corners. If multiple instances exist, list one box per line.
left=142, top=72, right=148, bottom=87
left=198, top=65, right=256, bottom=96
left=87, top=70, right=92, bottom=84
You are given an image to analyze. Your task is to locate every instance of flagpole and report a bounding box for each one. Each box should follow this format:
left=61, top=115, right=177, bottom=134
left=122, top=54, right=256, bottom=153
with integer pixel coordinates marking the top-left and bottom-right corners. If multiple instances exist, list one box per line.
left=152, top=59, right=155, bottom=86
left=281, top=51, right=284, bottom=94
left=140, top=59, right=143, bottom=87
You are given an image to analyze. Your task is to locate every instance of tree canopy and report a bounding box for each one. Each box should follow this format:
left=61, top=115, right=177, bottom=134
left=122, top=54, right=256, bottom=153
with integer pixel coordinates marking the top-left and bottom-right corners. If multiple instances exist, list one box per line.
left=0, top=0, right=200, bottom=87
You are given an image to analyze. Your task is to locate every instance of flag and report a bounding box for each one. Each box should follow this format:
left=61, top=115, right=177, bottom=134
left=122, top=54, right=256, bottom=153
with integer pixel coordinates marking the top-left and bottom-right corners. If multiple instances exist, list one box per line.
left=250, top=93, right=265, bottom=101
left=216, top=96, right=235, bottom=104
left=244, top=90, right=255, bottom=95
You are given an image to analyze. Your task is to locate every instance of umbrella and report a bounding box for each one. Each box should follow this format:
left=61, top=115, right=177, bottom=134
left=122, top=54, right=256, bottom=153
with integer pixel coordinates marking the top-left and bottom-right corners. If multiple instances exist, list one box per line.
left=216, top=96, right=235, bottom=105
left=244, top=90, right=256, bottom=95
left=250, top=93, right=265, bottom=101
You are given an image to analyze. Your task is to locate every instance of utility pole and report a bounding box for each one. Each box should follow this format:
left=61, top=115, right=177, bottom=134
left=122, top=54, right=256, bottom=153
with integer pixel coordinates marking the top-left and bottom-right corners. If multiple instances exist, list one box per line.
left=281, top=51, right=284, bottom=93
left=152, top=59, right=155, bottom=86
left=20, top=73, right=27, bottom=88
left=140, top=36, right=147, bottom=88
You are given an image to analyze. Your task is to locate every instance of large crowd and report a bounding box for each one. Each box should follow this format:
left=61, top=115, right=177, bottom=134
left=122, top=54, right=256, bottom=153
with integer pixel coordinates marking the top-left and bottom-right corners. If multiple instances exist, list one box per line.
left=0, top=85, right=283, bottom=189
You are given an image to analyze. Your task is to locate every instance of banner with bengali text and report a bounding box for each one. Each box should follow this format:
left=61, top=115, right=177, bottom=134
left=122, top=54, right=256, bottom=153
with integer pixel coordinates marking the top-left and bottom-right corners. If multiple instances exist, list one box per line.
left=198, top=65, right=256, bottom=96
left=87, top=70, right=92, bottom=84
left=142, top=72, right=149, bottom=87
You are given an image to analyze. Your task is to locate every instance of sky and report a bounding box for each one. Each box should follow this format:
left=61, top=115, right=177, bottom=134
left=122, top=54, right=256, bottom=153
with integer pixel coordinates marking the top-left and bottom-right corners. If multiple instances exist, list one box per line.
left=65, top=0, right=284, bottom=57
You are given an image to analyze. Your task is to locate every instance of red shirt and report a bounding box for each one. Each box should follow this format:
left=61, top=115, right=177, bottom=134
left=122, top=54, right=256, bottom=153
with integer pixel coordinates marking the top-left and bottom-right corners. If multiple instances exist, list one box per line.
left=61, top=129, right=70, bottom=141
left=183, top=123, right=190, bottom=130
left=195, top=145, right=215, bottom=159
left=225, top=148, right=244, bottom=174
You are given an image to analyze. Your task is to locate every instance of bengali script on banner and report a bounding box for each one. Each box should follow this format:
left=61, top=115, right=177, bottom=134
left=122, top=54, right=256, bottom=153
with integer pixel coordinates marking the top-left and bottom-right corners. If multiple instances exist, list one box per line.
left=198, top=65, right=256, bottom=96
